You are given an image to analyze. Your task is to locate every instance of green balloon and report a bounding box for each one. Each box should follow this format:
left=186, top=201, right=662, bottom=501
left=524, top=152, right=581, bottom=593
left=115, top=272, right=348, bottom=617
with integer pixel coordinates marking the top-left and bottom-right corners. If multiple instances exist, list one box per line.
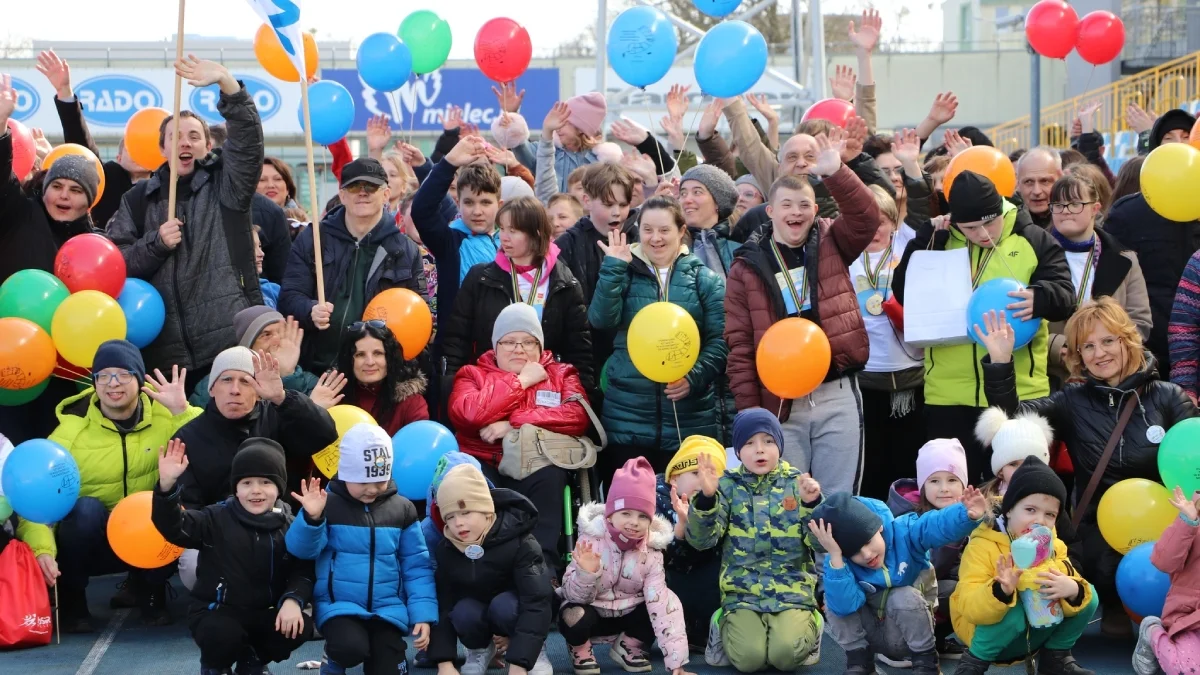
left=0, top=496, right=12, bottom=521
left=0, top=379, right=50, bottom=406
left=399, top=10, right=452, bottom=75
left=1159, top=418, right=1200, bottom=497
left=0, top=269, right=70, bottom=333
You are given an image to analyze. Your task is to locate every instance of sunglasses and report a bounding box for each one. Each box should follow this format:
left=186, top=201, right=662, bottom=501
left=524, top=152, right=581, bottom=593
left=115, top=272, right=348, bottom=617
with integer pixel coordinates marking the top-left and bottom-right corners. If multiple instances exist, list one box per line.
left=343, top=182, right=383, bottom=195
left=347, top=320, right=388, bottom=334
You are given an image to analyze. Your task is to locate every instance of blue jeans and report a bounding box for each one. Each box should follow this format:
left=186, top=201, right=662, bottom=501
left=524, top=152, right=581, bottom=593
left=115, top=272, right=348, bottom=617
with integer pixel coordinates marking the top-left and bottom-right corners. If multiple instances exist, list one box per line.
left=449, top=591, right=520, bottom=649
left=55, top=496, right=176, bottom=593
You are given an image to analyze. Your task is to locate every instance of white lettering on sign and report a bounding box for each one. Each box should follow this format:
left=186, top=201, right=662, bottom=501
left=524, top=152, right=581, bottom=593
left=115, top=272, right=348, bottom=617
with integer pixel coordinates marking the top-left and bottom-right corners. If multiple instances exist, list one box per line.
left=78, top=89, right=158, bottom=114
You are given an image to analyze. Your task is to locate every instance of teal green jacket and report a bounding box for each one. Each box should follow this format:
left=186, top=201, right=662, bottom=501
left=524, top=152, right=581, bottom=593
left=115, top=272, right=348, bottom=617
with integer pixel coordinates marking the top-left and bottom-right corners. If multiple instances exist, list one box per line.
left=587, top=246, right=730, bottom=452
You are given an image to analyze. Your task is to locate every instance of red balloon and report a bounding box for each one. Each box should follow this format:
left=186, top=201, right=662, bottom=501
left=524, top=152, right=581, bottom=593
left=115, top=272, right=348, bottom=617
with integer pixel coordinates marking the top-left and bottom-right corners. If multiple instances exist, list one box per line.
left=6, top=119, right=37, bottom=181
left=474, top=18, right=533, bottom=83
left=1025, top=0, right=1079, bottom=59
left=53, top=233, right=128, bottom=298
left=801, top=98, right=856, bottom=128
left=1075, top=11, right=1125, bottom=65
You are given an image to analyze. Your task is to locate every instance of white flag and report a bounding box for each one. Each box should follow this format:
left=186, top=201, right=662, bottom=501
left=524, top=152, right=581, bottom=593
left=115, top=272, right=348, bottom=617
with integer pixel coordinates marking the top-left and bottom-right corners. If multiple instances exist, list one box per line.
left=245, top=0, right=306, bottom=78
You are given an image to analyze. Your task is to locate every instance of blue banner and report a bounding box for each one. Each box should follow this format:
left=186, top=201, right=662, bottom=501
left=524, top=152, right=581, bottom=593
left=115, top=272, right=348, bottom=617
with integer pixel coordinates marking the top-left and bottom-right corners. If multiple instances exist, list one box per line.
left=322, top=67, right=560, bottom=133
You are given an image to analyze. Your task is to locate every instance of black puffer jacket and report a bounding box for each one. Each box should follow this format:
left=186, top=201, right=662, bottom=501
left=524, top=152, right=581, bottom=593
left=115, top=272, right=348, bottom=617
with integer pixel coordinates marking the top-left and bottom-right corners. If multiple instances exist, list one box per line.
left=151, top=486, right=314, bottom=613
left=982, top=353, right=1197, bottom=522
left=426, top=489, right=552, bottom=670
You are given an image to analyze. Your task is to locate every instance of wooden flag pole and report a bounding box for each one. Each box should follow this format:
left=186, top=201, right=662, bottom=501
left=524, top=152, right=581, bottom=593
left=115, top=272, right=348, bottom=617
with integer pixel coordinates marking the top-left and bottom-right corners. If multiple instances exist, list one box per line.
left=300, top=76, right=325, bottom=305
left=166, top=0, right=186, bottom=218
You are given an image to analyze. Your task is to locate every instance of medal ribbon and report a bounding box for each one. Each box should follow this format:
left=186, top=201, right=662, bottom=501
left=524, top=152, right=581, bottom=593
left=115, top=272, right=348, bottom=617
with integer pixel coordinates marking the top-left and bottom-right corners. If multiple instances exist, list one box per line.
left=861, top=243, right=894, bottom=291
left=770, top=239, right=808, bottom=314
left=509, top=262, right=544, bottom=306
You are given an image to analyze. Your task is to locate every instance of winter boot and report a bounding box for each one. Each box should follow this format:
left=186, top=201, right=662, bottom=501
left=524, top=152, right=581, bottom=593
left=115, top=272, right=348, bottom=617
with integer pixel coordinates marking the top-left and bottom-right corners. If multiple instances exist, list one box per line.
left=109, top=573, right=140, bottom=609
left=57, top=586, right=94, bottom=634
left=911, top=648, right=942, bottom=675
left=952, top=650, right=990, bottom=675
left=140, top=581, right=173, bottom=626
left=845, top=648, right=882, bottom=675
left=1038, top=649, right=1095, bottom=675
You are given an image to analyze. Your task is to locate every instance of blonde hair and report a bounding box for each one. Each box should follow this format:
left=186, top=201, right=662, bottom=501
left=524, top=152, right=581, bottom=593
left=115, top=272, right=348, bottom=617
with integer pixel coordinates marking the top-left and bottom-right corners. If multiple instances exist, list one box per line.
left=380, top=151, right=418, bottom=198
left=868, top=184, right=900, bottom=227
left=1063, top=297, right=1146, bottom=381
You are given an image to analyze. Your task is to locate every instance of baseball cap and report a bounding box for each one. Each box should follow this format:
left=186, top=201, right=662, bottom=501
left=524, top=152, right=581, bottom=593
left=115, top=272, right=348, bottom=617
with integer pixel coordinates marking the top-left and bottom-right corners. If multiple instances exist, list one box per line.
left=340, top=158, right=389, bottom=189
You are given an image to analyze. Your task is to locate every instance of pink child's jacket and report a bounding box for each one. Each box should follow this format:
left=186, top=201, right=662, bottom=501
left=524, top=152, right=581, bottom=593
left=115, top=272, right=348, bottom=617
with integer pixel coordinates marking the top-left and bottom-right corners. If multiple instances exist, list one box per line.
left=1151, top=515, right=1200, bottom=638
left=559, top=502, right=689, bottom=670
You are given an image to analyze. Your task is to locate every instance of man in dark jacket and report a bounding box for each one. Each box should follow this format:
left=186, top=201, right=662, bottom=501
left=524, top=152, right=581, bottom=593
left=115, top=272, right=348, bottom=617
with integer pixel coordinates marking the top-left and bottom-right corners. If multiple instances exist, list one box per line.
left=1014, top=147, right=1062, bottom=229
left=278, top=158, right=425, bottom=373
left=107, top=57, right=265, bottom=383
left=1105, top=107, right=1200, bottom=371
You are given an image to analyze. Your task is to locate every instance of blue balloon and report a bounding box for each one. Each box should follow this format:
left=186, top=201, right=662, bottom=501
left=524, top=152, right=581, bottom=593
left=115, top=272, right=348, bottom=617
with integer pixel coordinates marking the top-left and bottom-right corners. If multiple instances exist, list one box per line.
left=694, top=21, right=768, bottom=98
left=1117, top=542, right=1170, bottom=618
left=1, top=439, right=80, bottom=524
left=967, top=278, right=1041, bottom=349
left=607, top=7, right=679, bottom=88
left=117, top=279, right=165, bottom=349
left=693, top=0, right=742, bottom=18
left=299, top=81, right=355, bottom=146
left=391, top=421, right=459, bottom=500
left=357, top=32, right=413, bottom=92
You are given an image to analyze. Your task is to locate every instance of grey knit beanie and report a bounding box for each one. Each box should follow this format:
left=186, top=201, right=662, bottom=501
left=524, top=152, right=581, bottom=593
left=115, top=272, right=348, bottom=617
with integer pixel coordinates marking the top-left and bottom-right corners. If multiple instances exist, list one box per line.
left=735, top=174, right=764, bottom=200
left=44, top=154, right=100, bottom=206
left=491, top=303, right=544, bottom=351
left=681, top=164, right=738, bottom=220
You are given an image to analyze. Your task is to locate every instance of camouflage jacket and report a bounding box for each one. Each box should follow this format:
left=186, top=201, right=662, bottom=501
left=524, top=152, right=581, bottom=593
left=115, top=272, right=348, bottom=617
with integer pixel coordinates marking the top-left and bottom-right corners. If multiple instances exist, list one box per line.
left=685, top=461, right=822, bottom=613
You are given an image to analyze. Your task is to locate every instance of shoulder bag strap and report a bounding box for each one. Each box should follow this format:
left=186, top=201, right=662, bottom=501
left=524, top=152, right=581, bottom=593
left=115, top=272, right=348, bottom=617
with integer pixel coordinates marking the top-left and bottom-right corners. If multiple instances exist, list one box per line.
left=1070, top=391, right=1139, bottom=529
left=565, top=393, right=607, bottom=449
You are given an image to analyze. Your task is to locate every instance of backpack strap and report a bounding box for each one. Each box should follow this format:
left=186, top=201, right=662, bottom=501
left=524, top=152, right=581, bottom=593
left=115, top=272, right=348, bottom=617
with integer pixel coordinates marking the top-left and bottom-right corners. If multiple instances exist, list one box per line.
left=1070, top=390, right=1139, bottom=529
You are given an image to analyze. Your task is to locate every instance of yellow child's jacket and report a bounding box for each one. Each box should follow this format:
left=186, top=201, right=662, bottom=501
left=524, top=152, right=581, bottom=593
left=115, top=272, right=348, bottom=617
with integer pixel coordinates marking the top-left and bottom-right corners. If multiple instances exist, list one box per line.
left=950, top=522, right=1093, bottom=648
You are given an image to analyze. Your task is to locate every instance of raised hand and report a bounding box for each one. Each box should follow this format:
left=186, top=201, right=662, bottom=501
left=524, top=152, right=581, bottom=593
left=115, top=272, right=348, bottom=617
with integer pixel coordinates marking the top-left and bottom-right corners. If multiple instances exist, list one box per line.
left=0, top=75, right=17, bottom=130
left=483, top=143, right=519, bottom=169
left=961, top=485, right=989, bottom=520
left=744, top=93, right=779, bottom=123
left=610, top=117, right=650, bottom=146
left=445, top=135, right=488, bottom=168
left=275, top=598, right=304, bottom=639
left=829, top=64, right=857, bottom=103
left=654, top=176, right=680, bottom=199
left=848, top=8, right=882, bottom=53
left=1169, top=485, right=1200, bottom=522
left=994, top=554, right=1020, bottom=596
left=973, top=310, right=1015, bottom=365
left=174, top=55, right=234, bottom=92
left=620, top=150, right=656, bottom=184
left=812, top=129, right=845, bottom=177
left=943, top=129, right=972, bottom=158
left=927, top=92, right=959, bottom=127
left=665, top=83, right=691, bottom=121
left=597, top=229, right=632, bottom=263
left=158, top=438, right=189, bottom=491
left=660, top=115, right=685, bottom=152
left=442, top=105, right=463, bottom=132
left=32, top=128, right=52, bottom=161
left=806, top=518, right=842, bottom=557
left=891, top=128, right=922, bottom=168
left=841, top=116, right=868, bottom=162
left=797, top=473, right=822, bottom=503
left=697, top=453, right=720, bottom=498
left=669, top=485, right=690, bottom=522
left=366, top=114, right=392, bottom=155
left=275, top=316, right=303, bottom=377
left=310, top=369, right=347, bottom=409
left=35, top=50, right=72, bottom=98
left=542, top=101, right=571, bottom=140
left=697, top=97, right=725, bottom=141
left=397, top=141, right=426, bottom=167
left=143, top=365, right=189, bottom=416
left=492, top=82, right=526, bottom=113
left=291, top=477, right=327, bottom=520
left=572, top=539, right=602, bottom=574
left=1077, top=100, right=1101, bottom=134
left=1125, top=102, right=1156, bottom=134
left=251, top=349, right=286, bottom=405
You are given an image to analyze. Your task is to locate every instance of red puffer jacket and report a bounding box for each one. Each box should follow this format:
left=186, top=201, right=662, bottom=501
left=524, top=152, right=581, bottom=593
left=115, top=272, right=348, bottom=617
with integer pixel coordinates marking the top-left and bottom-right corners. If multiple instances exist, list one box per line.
left=448, top=349, right=591, bottom=467
left=724, top=165, right=878, bottom=422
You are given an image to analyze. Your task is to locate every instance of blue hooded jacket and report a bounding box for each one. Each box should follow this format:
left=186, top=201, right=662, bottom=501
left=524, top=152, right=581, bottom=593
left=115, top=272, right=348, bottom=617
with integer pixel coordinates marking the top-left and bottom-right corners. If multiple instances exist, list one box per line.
left=821, top=497, right=978, bottom=617
left=285, top=480, right=438, bottom=632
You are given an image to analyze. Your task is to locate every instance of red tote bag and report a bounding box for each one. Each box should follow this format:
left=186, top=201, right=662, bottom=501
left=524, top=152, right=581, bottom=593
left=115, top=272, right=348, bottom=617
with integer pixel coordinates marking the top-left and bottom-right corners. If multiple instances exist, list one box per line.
left=0, top=540, right=53, bottom=649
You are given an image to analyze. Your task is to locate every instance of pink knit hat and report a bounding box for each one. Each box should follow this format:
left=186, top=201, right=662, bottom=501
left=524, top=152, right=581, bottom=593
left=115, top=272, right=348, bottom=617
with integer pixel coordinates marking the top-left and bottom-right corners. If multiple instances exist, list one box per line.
left=566, top=92, right=607, bottom=138
left=606, top=457, right=656, bottom=518
left=490, top=112, right=530, bottom=150
left=916, top=438, right=969, bottom=488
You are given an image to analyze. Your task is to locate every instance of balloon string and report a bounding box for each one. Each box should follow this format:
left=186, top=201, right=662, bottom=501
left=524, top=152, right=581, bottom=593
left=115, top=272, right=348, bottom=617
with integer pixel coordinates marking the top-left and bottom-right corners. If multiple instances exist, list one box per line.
left=674, top=102, right=706, bottom=168
left=671, top=399, right=683, bottom=447
left=55, top=362, right=91, bottom=379
left=642, top=96, right=668, bottom=186
left=52, top=373, right=92, bottom=387
left=777, top=399, right=785, bottom=419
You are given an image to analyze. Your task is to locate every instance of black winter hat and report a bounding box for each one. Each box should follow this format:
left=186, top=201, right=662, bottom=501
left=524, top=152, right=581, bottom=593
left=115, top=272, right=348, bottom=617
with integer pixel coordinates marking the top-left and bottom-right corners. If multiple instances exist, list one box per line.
left=1149, top=109, right=1196, bottom=150
left=230, top=438, right=288, bottom=497
left=92, top=339, right=146, bottom=387
left=810, top=492, right=883, bottom=557
left=999, top=455, right=1067, bottom=517
left=949, top=171, right=1005, bottom=225
left=957, top=126, right=994, bottom=148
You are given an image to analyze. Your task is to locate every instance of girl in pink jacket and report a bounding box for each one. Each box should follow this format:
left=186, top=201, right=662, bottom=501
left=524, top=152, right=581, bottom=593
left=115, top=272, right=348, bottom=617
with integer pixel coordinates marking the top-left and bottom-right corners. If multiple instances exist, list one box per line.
left=559, top=457, right=691, bottom=675
left=1133, top=486, right=1200, bottom=675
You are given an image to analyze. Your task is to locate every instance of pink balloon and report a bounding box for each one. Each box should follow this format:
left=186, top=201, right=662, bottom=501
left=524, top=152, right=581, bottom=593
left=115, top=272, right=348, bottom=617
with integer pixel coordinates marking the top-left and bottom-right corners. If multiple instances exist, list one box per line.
left=1025, top=0, right=1079, bottom=59
left=1076, top=11, right=1125, bottom=66
left=6, top=119, right=36, bottom=181
left=801, top=98, right=856, bottom=128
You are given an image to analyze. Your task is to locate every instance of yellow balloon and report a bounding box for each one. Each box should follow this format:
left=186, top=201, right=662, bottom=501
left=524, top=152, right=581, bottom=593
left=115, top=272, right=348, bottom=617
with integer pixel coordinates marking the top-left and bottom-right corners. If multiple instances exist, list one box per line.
left=627, top=302, right=701, bottom=384
left=1096, top=478, right=1176, bottom=554
left=311, top=405, right=376, bottom=478
left=51, top=290, right=127, bottom=368
left=1141, top=143, right=1200, bottom=222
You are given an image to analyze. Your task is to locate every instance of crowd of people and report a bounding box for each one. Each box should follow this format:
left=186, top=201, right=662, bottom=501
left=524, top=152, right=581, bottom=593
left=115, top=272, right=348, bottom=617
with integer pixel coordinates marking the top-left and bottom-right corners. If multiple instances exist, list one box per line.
left=2, top=12, right=1200, bottom=675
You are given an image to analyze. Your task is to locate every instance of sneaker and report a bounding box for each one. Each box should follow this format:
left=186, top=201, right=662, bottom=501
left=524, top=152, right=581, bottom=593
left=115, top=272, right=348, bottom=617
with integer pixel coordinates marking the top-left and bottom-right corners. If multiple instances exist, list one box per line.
left=1038, top=649, right=1096, bottom=675
left=846, top=648, right=881, bottom=675
left=878, top=653, right=913, bottom=668
left=911, top=649, right=941, bottom=675
left=1132, top=617, right=1163, bottom=675
left=140, top=581, right=174, bottom=626
left=318, top=651, right=345, bottom=675
left=937, top=636, right=966, bottom=660
left=413, top=649, right=433, bottom=668
left=800, top=612, right=822, bottom=666
left=612, top=636, right=652, bottom=673
left=704, top=610, right=729, bottom=667
left=110, top=574, right=140, bottom=609
left=570, top=643, right=601, bottom=675
left=234, top=660, right=271, bottom=675
left=530, top=648, right=553, bottom=675
left=461, top=644, right=496, bottom=675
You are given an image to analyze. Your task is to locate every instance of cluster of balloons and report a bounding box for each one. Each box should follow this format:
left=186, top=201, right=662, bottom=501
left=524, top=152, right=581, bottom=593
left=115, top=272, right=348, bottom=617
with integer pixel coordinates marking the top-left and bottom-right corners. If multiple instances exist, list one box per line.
left=0, top=438, right=80, bottom=525
left=0, top=235, right=165, bottom=405
left=967, top=279, right=1041, bottom=349
left=943, top=146, right=1018, bottom=199
left=1140, top=127, right=1200, bottom=222
left=1025, top=0, right=1126, bottom=66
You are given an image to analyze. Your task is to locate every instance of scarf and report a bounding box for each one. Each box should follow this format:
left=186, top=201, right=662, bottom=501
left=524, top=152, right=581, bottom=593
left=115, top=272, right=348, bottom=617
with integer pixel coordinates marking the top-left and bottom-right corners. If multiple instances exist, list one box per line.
left=605, top=520, right=646, bottom=552
left=1049, top=227, right=1095, bottom=253
left=442, top=514, right=496, bottom=555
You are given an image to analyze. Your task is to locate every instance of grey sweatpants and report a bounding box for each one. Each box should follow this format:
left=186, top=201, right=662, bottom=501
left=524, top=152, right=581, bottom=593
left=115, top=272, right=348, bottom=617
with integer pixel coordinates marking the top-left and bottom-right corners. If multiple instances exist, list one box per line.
left=779, top=374, right=865, bottom=495
left=825, top=585, right=937, bottom=659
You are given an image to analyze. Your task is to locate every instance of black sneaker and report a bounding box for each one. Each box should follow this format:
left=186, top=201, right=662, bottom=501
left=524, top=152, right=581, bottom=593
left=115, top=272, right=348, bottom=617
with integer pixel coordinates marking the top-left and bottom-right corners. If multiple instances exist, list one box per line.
left=234, top=657, right=272, bottom=675
left=911, top=649, right=941, bottom=675
left=1038, top=649, right=1095, bottom=675
left=109, top=574, right=140, bottom=609
left=937, top=636, right=966, bottom=659
left=846, top=648, right=880, bottom=675
left=140, top=581, right=174, bottom=626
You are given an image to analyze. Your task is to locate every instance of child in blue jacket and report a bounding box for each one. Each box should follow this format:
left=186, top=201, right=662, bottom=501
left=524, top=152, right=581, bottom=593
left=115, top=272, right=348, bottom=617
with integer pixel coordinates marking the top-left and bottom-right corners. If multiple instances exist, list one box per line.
left=808, top=489, right=989, bottom=675
left=286, top=423, right=437, bottom=675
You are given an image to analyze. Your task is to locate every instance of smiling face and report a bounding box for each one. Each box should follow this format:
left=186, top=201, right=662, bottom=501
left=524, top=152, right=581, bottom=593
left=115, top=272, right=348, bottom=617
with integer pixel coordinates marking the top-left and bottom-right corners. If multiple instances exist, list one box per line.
left=739, top=431, right=780, bottom=475
left=922, top=470, right=965, bottom=510
left=339, top=181, right=389, bottom=223
left=680, top=180, right=720, bottom=228
left=352, top=335, right=387, bottom=385
left=1078, top=324, right=1128, bottom=385
left=779, top=134, right=819, bottom=176
left=1005, top=493, right=1060, bottom=536
left=43, top=178, right=91, bottom=222
left=583, top=184, right=631, bottom=234
left=458, top=186, right=501, bottom=235
left=608, top=508, right=651, bottom=540
left=346, top=480, right=390, bottom=504
left=736, top=182, right=764, bottom=212
left=638, top=207, right=684, bottom=269
left=211, top=371, right=259, bottom=420
left=767, top=184, right=817, bottom=248
left=849, top=530, right=887, bottom=569
left=257, top=163, right=288, bottom=206
left=445, top=510, right=491, bottom=542
left=160, top=115, right=212, bottom=177
left=236, top=477, right=279, bottom=515
left=94, top=367, right=140, bottom=419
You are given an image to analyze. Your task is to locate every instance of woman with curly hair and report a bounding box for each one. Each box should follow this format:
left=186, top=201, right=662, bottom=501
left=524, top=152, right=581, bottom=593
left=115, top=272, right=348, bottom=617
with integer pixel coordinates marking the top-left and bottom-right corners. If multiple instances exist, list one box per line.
left=337, top=320, right=429, bottom=435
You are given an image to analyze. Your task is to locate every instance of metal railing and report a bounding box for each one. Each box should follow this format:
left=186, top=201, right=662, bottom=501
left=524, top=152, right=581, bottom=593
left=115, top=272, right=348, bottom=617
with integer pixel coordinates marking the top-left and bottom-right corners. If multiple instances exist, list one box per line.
left=986, top=50, right=1200, bottom=152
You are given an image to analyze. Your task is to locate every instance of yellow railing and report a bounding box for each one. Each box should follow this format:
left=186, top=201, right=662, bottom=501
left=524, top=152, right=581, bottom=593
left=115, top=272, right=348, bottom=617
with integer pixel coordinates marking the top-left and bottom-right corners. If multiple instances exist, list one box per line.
left=987, top=51, right=1200, bottom=152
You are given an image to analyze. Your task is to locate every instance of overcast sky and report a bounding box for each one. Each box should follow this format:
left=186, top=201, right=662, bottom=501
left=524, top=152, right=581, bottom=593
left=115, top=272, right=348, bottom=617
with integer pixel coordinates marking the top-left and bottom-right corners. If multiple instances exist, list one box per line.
left=3, top=0, right=944, bottom=56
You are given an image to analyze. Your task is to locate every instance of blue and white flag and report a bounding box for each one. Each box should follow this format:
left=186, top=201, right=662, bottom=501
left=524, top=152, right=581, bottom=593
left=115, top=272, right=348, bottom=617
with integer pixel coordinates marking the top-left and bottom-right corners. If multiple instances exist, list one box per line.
left=244, top=0, right=306, bottom=77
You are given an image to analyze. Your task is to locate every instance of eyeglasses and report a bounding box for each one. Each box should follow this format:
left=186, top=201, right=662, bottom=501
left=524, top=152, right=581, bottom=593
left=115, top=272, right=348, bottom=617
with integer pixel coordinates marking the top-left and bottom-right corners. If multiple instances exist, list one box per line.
left=1049, top=201, right=1095, bottom=214
left=343, top=183, right=382, bottom=195
left=1078, top=335, right=1121, bottom=356
left=347, top=320, right=388, bottom=334
left=94, top=371, right=136, bottom=385
left=880, top=166, right=905, bottom=177
left=497, top=339, right=540, bottom=352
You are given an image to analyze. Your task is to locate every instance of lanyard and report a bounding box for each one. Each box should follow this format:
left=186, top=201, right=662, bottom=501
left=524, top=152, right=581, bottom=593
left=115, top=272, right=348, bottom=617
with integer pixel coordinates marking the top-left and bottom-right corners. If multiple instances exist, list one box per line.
left=970, top=244, right=997, bottom=289
left=860, top=243, right=894, bottom=290
left=1074, top=242, right=1098, bottom=307
left=650, top=261, right=673, bottom=302
left=509, top=262, right=544, bottom=305
left=770, top=239, right=808, bottom=313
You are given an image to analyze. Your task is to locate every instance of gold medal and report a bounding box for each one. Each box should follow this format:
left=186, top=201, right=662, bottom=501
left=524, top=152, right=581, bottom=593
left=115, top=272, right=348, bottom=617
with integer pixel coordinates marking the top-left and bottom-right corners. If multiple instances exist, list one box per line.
left=866, top=292, right=884, bottom=316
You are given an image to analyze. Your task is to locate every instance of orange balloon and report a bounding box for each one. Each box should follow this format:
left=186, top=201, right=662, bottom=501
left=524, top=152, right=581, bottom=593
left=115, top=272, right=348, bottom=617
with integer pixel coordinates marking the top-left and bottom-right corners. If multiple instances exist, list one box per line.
left=123, top=107, right=169, bottom=173
left=1190, top=117, right=1200, bottom=151
left=107, top=492, right=184, bottom=569
left=0, top=317, right=56, bottom=390
left=943, top=146, right=1017, bottom=200
left=254, top=24, right=319, bottom=82
left=756, top=318, right=831, bottom=400
left=43, top=144, right=106, bottom=208
left=363, top=289, right=433, bottom=360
